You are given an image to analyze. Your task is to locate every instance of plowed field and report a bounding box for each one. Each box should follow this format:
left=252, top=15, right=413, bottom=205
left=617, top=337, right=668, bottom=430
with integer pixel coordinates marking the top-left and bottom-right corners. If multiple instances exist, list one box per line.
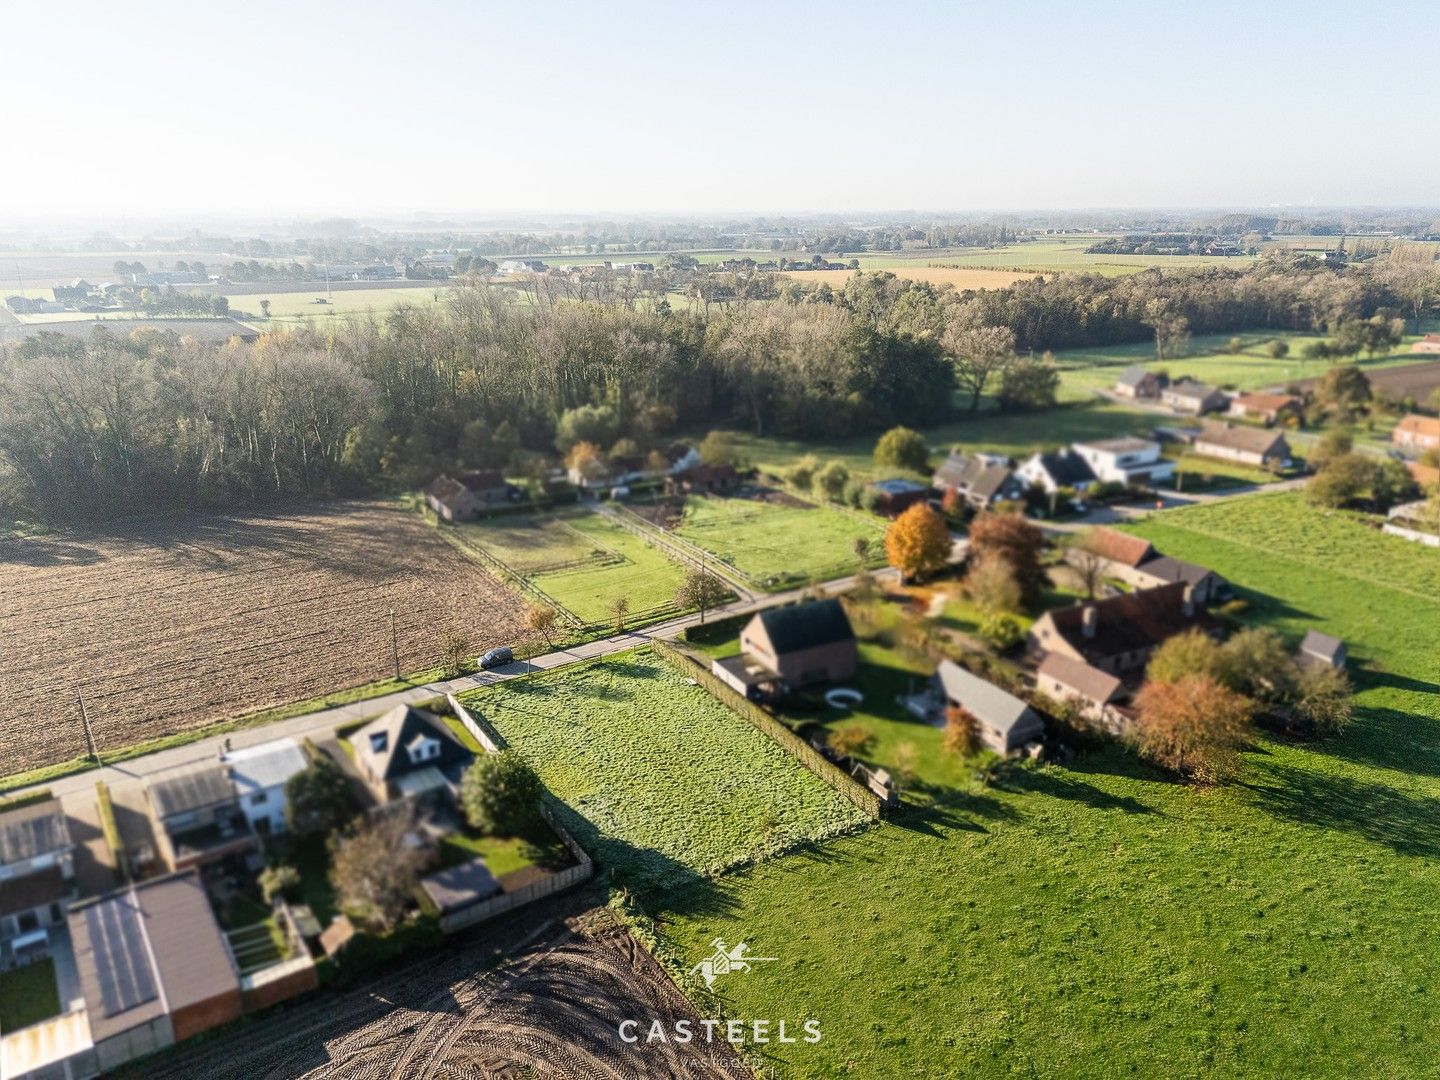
left=0, top=502, right=526, bottom=773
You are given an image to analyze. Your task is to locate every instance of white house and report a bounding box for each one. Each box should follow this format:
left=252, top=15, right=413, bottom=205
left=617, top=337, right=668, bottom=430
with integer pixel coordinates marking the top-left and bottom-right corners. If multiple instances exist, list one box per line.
left=1015, top=449, right=1098, bottom=494
left=220, top=738, right=309, bottom=837
left=1071, top=437, right=1175, bottom=488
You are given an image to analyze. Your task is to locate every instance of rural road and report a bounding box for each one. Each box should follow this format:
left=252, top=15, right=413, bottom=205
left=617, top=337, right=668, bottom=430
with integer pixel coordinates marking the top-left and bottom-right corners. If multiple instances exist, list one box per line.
left=16, top=568, right=897, bottom=802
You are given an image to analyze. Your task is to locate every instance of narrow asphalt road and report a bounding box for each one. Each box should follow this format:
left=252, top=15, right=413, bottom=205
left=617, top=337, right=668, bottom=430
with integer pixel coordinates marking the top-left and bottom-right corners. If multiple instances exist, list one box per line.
left=16, top=568, right=897, bottom=802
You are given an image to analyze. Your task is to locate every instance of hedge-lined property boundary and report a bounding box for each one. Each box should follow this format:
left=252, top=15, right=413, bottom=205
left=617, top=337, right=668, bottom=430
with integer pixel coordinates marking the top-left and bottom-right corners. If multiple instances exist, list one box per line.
left=651, top=640, right=885, bottom=820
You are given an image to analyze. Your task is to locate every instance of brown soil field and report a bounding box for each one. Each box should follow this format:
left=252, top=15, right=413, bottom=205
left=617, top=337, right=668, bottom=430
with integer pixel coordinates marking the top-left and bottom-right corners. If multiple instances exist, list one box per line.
left=1292, top=359, right=1440, bottom=402
left=0, top=501, right=528, bottom=773
left=781, top=265, right=1037, bottom=290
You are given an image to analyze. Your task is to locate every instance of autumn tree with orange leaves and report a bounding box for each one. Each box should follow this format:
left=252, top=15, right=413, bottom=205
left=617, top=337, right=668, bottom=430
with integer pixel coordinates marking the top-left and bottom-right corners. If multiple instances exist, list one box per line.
left=884, top=502, right=951, bottom=581
left=1130, top=674, right=1254, bottom=784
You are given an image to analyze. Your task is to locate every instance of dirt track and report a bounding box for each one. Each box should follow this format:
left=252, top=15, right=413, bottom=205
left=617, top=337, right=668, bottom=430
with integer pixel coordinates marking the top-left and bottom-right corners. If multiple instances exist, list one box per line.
left=0, top=502, right=528, bottom=772
left=126, top=902, right=751, bottom=1080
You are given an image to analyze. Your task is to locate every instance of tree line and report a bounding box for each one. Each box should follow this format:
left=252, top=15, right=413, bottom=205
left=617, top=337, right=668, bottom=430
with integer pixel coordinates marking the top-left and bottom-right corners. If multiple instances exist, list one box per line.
left=2, top=251, right=1433, bottom=525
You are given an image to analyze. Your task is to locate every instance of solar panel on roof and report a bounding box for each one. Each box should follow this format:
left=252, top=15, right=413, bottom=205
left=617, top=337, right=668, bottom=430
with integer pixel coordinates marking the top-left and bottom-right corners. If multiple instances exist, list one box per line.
left=86, top=896, right=158, bottom=1017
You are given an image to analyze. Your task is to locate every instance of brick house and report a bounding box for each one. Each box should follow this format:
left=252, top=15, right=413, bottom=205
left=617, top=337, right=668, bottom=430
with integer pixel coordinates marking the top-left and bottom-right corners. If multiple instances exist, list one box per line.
left=734, top=598, right=858, bottom=691
left=1393, top=414, right=1440, bottom=455
left=425, top=470, right=514, bottom=521
left=1027, top=582, right=1216, bottom=675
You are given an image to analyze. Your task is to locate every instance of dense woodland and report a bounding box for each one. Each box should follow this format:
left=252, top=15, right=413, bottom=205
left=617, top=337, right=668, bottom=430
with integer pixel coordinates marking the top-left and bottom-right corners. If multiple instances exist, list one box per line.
left=1, top=252, right=1435, bottom=523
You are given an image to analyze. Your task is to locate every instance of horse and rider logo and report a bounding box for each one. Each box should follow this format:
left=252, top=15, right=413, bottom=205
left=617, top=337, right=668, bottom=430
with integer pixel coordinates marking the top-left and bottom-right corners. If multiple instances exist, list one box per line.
left=690, top=938, right=776, bottom=990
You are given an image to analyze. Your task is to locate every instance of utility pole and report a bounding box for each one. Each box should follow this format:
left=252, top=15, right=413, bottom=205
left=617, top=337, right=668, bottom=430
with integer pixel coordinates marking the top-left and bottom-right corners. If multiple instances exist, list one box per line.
left=77, top=689, right=98, bottom=763
left=389, top=609, right=400, bottom=679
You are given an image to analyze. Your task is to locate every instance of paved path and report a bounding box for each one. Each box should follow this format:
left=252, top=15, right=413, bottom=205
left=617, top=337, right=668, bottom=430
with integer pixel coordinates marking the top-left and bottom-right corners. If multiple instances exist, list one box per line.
left=20, top=569, right=895, bottom=801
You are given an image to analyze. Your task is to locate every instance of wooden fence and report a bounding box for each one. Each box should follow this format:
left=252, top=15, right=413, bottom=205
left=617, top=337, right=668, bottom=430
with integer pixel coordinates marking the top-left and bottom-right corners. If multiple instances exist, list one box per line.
left=650, top=641, right=885, bottom=820
left=436, top=695, right=594, bottom=934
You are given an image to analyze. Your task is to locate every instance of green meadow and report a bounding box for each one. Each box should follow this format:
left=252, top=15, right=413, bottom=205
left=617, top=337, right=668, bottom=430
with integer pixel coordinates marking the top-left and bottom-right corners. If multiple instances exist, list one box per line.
left=646, top=494, right=1440, bottom=1078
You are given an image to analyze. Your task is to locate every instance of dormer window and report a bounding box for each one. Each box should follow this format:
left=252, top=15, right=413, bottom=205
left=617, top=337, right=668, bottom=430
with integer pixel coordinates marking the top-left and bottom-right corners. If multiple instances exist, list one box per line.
left=407, top=736, right=439, bottom=765
left=369, top=732, right=388, bottom=754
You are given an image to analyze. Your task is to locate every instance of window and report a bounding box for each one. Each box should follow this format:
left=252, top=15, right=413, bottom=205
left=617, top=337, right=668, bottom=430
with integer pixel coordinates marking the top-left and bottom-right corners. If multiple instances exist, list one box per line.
left=17, top=911, right=39, bottom=933
left=369, top=732, right=389, bottom=754
left=249, top=792, right=268, bottom=806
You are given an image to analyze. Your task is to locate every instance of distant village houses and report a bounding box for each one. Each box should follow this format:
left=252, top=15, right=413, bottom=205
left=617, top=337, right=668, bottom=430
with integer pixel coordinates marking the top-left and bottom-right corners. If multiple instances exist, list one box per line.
left=1160, top=380, right=1229, bottom=415
left=1071, top=438, right=1176, bottom=488
left=1112, top=366, right=1168, bottom=400
left=1393, top=414, right=1440, bottom=455
left=1226, top=392, right=1301, bottom=426
left=1191, top=422, right=1292, bottom=470
left=932, top=450, right=1027, bottom=509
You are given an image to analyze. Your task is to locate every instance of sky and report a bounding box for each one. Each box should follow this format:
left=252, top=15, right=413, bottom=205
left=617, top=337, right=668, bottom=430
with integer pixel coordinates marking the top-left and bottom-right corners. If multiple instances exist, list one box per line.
left=3, top=0, right=1435, bottom=222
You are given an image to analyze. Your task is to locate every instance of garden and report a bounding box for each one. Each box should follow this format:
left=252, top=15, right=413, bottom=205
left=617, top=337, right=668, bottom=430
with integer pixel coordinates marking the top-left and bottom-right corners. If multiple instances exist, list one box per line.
left=668, top=492, right=888, bottom=589
left=454, top=507, right=692, bottom=628
left=457, top=649, right=872, bottom=894
left=0, top=958, right=60, bottom=1032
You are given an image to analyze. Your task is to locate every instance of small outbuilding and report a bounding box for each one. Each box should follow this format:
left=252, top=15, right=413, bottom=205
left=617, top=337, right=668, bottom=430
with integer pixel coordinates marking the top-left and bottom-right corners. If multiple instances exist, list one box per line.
left=933, top=660, right=1044, bottom=755
left=1297, top=630, right=1346, bottom=672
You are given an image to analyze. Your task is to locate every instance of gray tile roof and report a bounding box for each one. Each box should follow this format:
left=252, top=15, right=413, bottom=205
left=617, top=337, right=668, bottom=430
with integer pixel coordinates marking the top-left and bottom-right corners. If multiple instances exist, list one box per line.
left=934, top=661, right=1042, bottom=736
left=1038, top=652, right=1124, bottom=705
left=352, top=706, right=472, bottom=783
left=0, top=798, right=73, bottom=865
left=756, top=599, right=854, bottom=655
left=146, top=763, right=236, bottom=819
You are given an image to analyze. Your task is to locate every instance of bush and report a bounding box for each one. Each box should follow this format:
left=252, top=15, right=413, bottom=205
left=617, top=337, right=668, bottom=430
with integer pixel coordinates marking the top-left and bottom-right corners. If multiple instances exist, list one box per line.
left=874, top=426, right=929, bottom=473
left=980, top=612, right=1024, bottom=650
left=828, top=722, right=875, bottom=758
left=1090, top=481, right=1128, bottom=502
left=944, top=707, right=981, bottom=755
left=460, top=751, right=544, bottom=836
left=259, top=864, right=301, bottom=904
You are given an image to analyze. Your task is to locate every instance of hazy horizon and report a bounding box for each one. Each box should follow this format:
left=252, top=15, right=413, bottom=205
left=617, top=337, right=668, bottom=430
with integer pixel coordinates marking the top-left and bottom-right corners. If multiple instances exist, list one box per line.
left=6, top=0, right=1434, bottom=221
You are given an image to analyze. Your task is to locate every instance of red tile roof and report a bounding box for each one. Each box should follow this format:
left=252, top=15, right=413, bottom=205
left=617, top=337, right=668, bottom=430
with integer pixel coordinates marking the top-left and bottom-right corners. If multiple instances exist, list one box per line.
left=1083, top=527, right=1156, bottom=568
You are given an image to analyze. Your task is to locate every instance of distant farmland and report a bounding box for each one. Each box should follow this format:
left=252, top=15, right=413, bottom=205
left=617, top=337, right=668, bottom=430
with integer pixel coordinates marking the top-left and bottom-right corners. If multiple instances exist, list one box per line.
left=0, top=502, right=527, bottom=775
left=1291, top=360, right=1440, bottom=403
left=782, top=266, right=1036, bottom=290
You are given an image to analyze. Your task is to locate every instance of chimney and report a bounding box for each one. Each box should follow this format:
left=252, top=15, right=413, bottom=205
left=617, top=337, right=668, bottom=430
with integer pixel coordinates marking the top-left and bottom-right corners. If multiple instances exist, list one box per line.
left=1182, top=585, right=1196, bottom=617
left=1081, top=605, right=1098, bottom=639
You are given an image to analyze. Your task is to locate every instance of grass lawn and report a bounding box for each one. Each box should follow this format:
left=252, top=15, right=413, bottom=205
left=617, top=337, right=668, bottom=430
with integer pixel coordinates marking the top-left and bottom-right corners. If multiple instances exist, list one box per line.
left=671, top=494, right=888, bottom=589
left=457, top=649, right=870, bottom=895
left=721, top=400, right=1157, bottom=483
left=436, top=825, right=570, bottom=876
left=534, top=512, right=690, bottom=623
left=0, top=958, right=61, bottom=1031
left=648, top=492, right=1440, bottom=1078
left=455, top=508, right=690, bottom=626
